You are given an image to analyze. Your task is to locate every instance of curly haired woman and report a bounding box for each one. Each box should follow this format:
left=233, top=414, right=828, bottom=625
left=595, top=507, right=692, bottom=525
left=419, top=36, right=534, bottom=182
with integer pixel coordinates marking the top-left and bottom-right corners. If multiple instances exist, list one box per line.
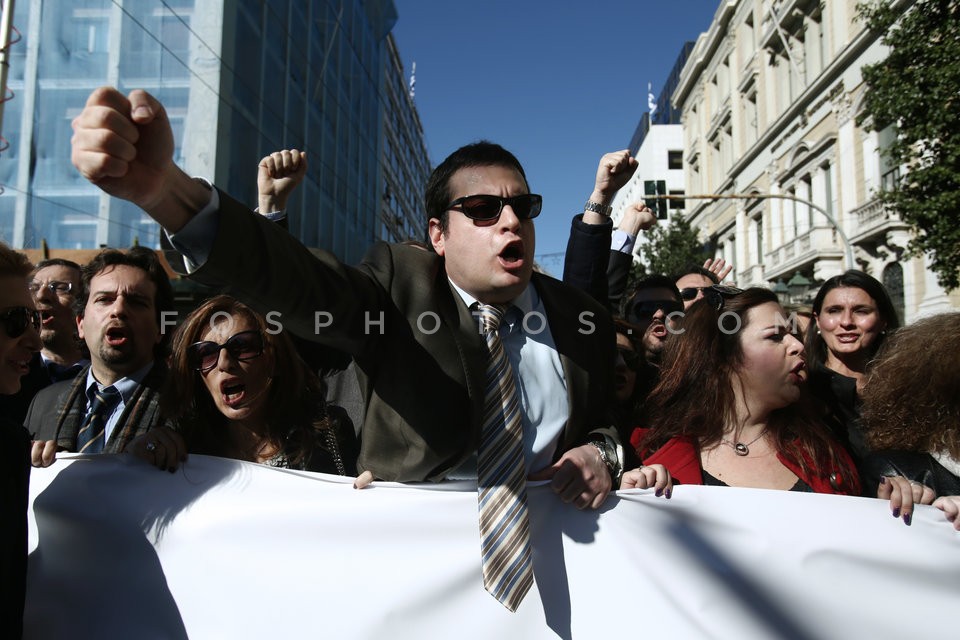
left=861, top=312, right=960, bottom=529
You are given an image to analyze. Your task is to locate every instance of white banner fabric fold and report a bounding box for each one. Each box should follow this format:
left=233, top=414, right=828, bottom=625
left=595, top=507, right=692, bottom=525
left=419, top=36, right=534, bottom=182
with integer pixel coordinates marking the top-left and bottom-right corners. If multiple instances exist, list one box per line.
left=24, top=454, right=959, bottom=640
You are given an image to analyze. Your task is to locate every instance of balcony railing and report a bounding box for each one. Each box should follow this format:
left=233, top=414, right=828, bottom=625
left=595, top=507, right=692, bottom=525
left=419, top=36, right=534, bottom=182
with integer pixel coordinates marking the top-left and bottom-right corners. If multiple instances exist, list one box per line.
left=763, top=226, right=841, bottom=276
left=850, top=198, right=903, bottom=242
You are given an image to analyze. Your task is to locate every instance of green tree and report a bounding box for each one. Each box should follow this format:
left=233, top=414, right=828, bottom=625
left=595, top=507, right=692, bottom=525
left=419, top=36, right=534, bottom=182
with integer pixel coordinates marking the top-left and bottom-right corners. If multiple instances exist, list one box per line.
left=858, top=0, right=960, bottom=291
left=638, top=212, right=707, bottom=278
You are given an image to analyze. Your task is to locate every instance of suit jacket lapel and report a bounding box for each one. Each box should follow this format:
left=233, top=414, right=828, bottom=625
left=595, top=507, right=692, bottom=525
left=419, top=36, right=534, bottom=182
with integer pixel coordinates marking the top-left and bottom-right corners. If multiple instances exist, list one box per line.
left=534, top=275, right=591, bottom=451
left=435, top=272, right=487, bottom=462
left=53, top=367, right=91, bottom=451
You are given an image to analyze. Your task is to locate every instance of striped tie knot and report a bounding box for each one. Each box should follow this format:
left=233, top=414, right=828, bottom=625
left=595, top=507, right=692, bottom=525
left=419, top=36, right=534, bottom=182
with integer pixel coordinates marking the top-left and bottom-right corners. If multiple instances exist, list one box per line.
left=475, top=303, right=506, bottom=335
left=76, top=385, right=121, bottom=454
left=93, top=386, right=119, bottom=409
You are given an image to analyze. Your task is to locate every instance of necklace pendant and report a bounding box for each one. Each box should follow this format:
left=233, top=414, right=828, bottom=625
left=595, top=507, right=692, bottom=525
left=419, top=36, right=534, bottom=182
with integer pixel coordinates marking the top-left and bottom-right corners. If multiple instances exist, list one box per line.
left=734, top=442, right=749, bottom=456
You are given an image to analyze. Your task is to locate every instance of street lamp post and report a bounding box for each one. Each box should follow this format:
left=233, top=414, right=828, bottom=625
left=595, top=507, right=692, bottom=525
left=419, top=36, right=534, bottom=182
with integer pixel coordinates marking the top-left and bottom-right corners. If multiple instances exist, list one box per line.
left=647, top=192, right=855, bottom=271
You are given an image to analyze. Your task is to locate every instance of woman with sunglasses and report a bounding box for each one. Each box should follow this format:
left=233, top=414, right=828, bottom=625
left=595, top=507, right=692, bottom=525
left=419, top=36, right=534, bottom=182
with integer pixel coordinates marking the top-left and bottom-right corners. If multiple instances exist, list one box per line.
left=128, top=295, right=357, bottom=475
left=804, top=270, right=899, bottom=461
left=631, top=288, right=859, bottom=495
left=0, top=243, right=42, bottom=638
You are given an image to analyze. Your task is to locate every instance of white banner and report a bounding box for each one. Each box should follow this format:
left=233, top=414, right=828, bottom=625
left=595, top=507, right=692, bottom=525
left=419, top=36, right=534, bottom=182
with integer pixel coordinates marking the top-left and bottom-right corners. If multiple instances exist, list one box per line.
left=25, top=454, right=959, bottom=639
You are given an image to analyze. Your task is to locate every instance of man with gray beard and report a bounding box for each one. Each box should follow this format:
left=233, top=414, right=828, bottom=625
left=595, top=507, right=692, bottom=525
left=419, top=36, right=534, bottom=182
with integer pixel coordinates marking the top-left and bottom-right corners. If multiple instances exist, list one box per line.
left=27, top=247, right=172, bottom=466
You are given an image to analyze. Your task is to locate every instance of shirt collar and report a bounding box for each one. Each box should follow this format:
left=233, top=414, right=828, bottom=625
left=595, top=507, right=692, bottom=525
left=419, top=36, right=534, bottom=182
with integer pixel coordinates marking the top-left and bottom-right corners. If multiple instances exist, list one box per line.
left=447, top=279, right=536, bottom=316
left=84, top=361, right=155, bottom=406
left=41, top=353, right=88, bottom=371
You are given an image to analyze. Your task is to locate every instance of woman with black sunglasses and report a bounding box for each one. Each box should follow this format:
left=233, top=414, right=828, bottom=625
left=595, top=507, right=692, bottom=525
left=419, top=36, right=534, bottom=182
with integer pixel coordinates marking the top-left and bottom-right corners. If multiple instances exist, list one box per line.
left=127, top=295, right=357, bottom=475
left=0, top=243, right=42, bottom=638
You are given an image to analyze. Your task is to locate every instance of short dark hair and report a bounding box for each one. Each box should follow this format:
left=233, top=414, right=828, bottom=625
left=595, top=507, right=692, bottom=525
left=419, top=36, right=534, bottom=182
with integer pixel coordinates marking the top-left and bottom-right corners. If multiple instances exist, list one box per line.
left=32, top=258, right=84, bottom=298
left=76, top=247, right=175, bottom=356
left=805, top=269, right=900, bottom=371
left=424, top=141, right=529, bottom=235
left=622, top=274, right=682, bottom=316
left=33, top=257, right=82, bottom=274
left=672, top=265, right=719, bottom=285
left=0, top=242, right=33, bottom=279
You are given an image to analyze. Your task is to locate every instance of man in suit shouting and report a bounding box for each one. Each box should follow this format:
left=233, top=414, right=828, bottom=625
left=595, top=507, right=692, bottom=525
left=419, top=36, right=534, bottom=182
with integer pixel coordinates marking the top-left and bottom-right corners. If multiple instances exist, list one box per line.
left=71, top=87, right=621, bottom=609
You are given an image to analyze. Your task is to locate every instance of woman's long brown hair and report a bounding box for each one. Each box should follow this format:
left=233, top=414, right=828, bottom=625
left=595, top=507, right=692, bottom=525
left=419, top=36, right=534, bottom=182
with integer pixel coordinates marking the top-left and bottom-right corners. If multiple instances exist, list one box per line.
left=162, top=295, right=332, bottom=467
left=640, top=288, right=853, bottom=482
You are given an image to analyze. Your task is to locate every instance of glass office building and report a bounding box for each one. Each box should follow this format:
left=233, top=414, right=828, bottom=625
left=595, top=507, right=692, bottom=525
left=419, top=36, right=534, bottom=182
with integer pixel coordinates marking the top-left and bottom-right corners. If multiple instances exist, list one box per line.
left=1, top=0, right=430, bottom=265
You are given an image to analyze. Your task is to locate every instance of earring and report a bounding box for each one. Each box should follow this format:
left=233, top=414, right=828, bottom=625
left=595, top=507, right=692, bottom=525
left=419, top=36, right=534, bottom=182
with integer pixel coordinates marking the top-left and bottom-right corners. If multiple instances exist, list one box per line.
left=816, top=329, right=821, bottom=335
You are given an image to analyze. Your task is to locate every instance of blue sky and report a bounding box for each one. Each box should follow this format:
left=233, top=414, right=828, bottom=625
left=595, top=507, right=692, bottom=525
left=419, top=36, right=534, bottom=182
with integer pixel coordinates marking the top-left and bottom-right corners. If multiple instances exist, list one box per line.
left=392, top=0, right=719, bottom=275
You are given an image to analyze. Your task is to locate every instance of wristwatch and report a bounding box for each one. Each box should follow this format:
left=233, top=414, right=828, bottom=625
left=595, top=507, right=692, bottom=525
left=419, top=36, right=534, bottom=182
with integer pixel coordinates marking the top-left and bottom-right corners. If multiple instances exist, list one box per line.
left=588, top=435, right=623, bottom=484
left=583, top=200, right=612, bottom=217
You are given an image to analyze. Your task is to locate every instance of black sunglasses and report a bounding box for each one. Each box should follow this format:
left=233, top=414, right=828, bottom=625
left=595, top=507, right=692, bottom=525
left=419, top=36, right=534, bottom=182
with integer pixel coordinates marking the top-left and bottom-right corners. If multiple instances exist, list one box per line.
left=629, top=299, right=684, bottom=323
left=679, top=286, right=712, bottom=301
left=702, top=285, right=744, bottom=310
left=0, top=306, right=41, bottom=338
left=187, top=330, right=264, bottom=373
left=447, top=194, right=543, bottom=221
left=617, top=347, right=641, bottom=371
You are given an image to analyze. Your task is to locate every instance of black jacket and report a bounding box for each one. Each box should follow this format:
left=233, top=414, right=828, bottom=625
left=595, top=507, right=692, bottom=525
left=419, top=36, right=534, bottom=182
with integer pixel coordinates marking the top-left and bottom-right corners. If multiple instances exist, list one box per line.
left=862, top=450, right=960, bottom=496
left=1, top=418, right=30, bottom=638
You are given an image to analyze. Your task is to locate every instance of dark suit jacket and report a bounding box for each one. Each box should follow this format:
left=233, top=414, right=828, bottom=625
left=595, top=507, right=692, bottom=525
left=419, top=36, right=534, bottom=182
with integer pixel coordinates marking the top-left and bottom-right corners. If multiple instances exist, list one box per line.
left=562, top=214, right=633, bottom=315
left=26, top=364, right=167, bottom=453
left=0, top=353, right=86, bottom=429
left=862, top=450, right=960, bottom=497
left=0, top=418, right=29, bottom=638
left=170, top=190, right=617, bottom=482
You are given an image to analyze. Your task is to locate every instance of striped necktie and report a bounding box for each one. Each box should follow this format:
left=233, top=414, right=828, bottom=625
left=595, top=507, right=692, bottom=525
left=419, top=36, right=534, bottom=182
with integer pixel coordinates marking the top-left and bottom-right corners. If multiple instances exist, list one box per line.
left=475, top=303, right=533, bottom=612
left=76, top=386, right=120, bottom=454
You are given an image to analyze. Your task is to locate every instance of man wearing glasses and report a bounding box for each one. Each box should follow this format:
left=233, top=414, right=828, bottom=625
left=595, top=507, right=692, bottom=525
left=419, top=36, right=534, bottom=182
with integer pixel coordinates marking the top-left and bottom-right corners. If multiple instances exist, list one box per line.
left=0, top=259, right=87, bottom=426
left=27, top=248, right=171, bottom=467
left=623, top=275, right=684, bottom=367
left=674, top=264, right=731, bottom=310
left=70, top=87, right=620, bottom=610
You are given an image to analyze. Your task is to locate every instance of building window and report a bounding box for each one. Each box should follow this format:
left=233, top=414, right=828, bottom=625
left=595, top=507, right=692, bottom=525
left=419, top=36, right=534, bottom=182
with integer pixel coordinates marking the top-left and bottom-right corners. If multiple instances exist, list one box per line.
left=743, top=89, right=758, bottom=146
left=882, top=262, right=905, bottom=323
left=801, top=174, right=813, bottom=227
left=690, top=155, right=701, bottom=194
left=821, top=161, right=833, bottom=215
left=878, top=125, right=901, bottom=191
left=668, top=150, right=683, bottom=170
left=669, top=190, right=685, bottom=210
left=754, top=214, right=763, bottom=264
left=787, top=186, right=798, bottom=235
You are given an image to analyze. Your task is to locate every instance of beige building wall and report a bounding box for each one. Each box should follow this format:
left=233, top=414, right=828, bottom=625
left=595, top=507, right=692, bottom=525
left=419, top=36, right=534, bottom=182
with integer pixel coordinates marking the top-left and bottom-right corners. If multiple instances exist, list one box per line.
left=673, top=0, right=958, bottom=322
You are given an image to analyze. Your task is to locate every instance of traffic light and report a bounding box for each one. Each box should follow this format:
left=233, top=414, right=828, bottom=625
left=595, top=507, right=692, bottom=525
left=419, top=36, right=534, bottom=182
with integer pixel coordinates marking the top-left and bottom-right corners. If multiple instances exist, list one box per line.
left=643, top=180, right=669, bottom=219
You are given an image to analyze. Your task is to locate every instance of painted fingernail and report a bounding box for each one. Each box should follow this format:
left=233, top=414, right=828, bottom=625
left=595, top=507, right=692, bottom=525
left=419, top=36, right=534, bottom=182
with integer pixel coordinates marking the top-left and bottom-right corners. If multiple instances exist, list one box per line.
left=655, top=488, right=663, bottom=497
left=903, top=512, right=912, bottom=526
left=880, top=476, right=886, bottom=484
left=892, top=508, right=900, bottom=518
left=665, top=488, right=672, bottom=499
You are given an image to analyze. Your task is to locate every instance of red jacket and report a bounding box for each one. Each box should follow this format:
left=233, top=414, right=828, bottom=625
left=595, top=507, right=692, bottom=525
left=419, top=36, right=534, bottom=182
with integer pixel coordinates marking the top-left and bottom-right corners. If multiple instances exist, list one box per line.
left=630, top=428, right=860, bottom=495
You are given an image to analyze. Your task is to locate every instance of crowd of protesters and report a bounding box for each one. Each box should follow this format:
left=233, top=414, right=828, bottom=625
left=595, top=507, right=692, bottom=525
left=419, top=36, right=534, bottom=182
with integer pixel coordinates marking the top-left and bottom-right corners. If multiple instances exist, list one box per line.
left=2, top=85, right=959, bottom=631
